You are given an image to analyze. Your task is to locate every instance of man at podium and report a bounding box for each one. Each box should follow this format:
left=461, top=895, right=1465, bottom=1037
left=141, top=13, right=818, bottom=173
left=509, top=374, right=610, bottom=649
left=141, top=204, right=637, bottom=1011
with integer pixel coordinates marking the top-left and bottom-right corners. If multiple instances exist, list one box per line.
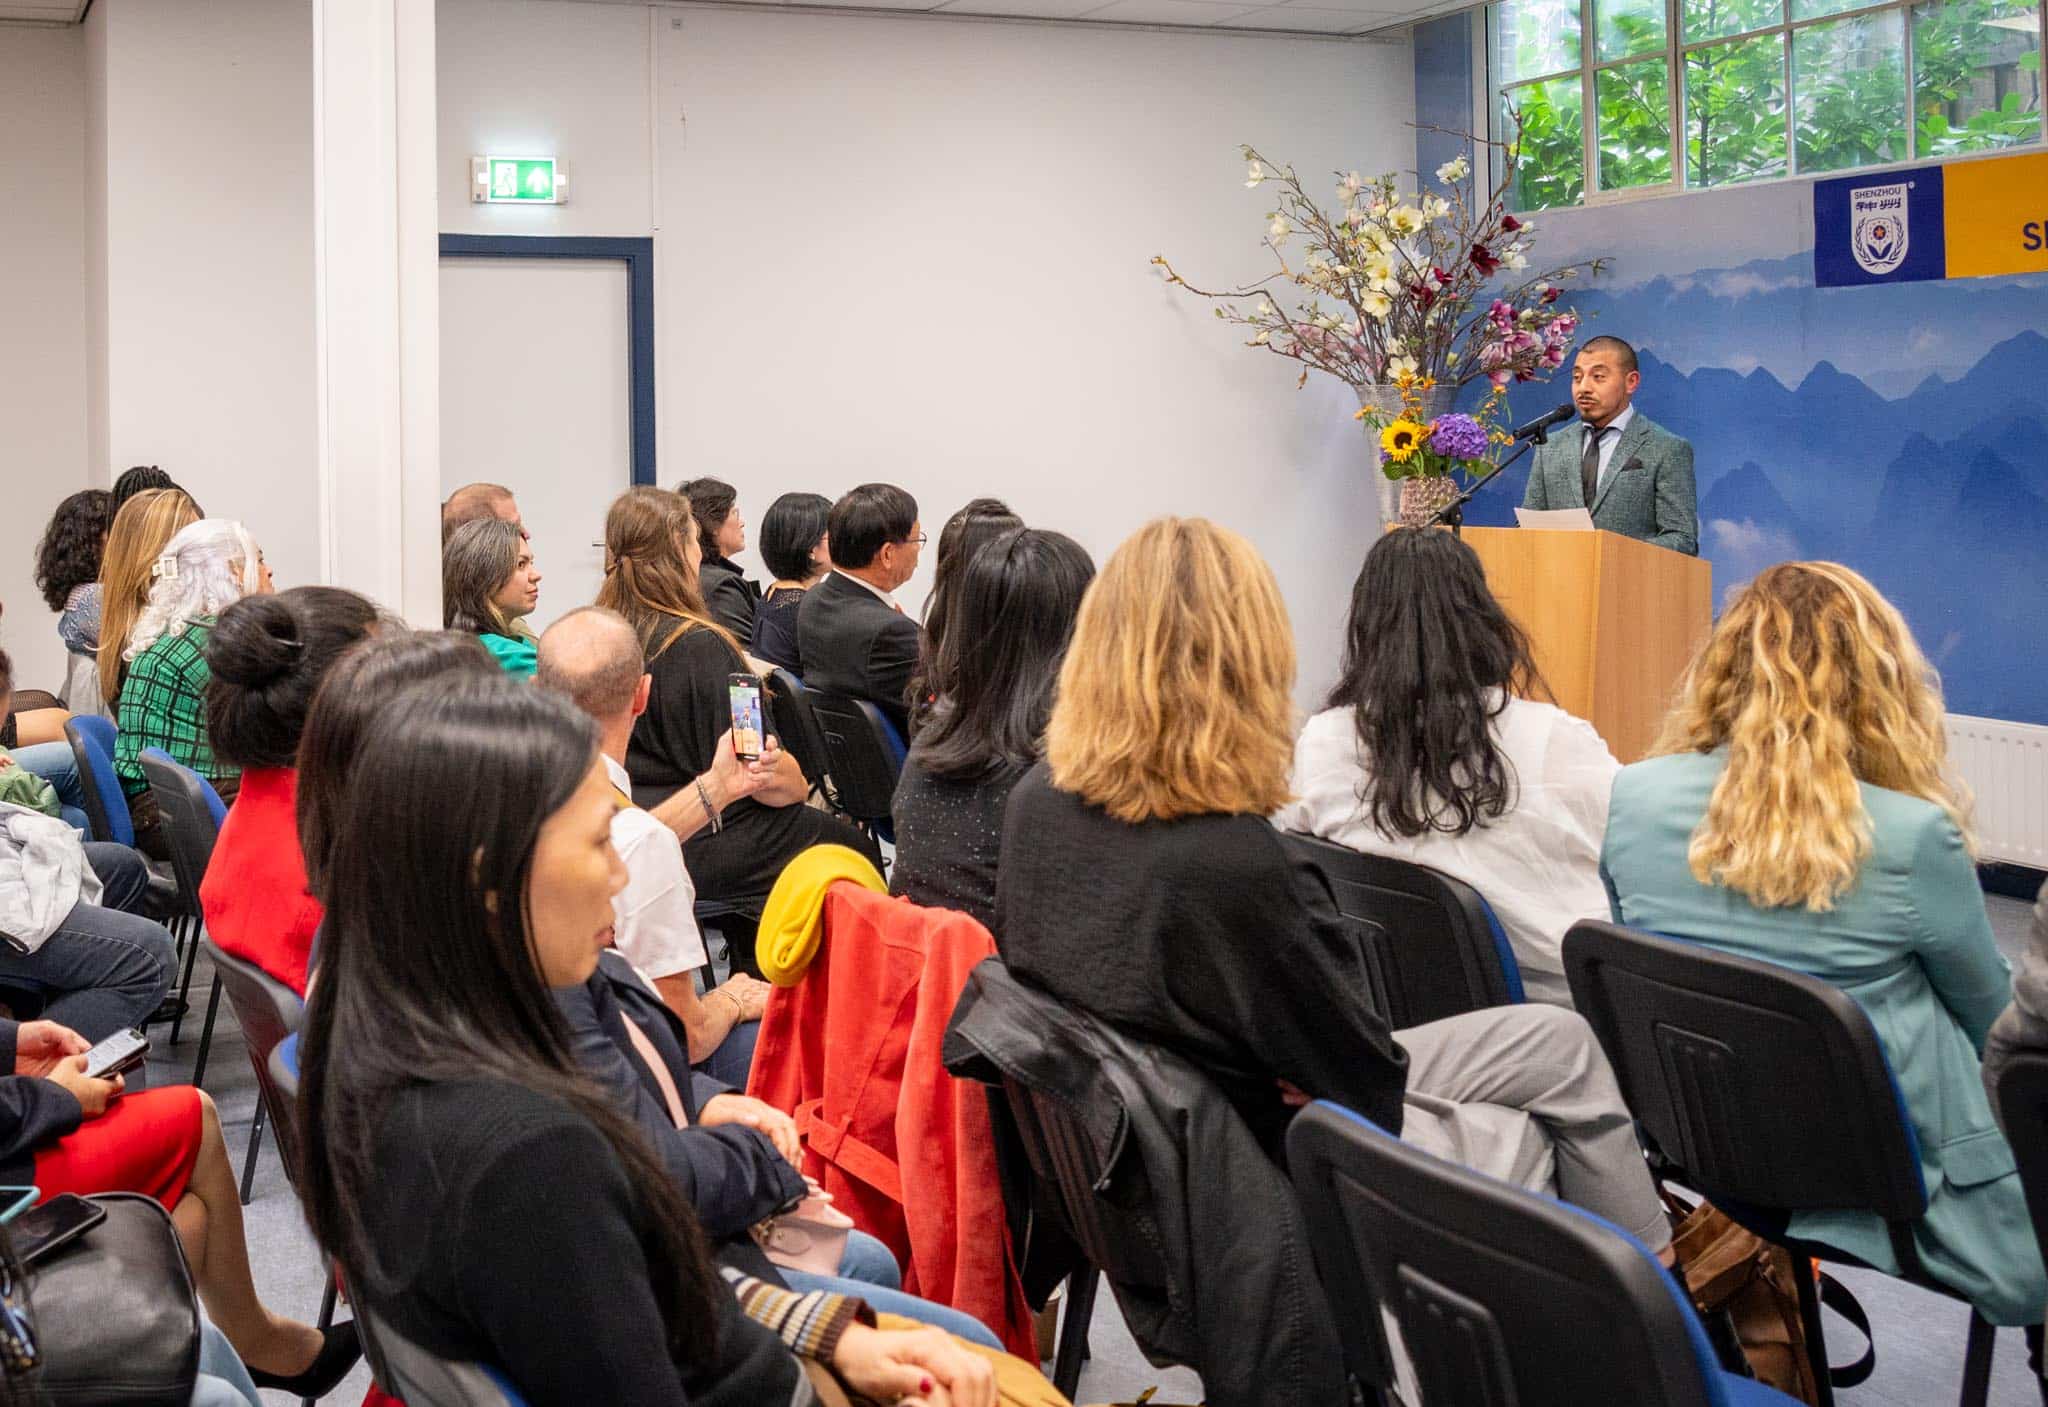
left=1520, top=336, right=1699, bottom=556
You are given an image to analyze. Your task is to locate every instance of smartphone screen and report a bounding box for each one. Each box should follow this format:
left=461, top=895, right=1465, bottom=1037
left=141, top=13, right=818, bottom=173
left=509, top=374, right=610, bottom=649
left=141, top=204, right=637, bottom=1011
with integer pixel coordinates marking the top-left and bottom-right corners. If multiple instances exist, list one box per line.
left=82, top=1028, right=149, bottom=1082
left=728, top=674, right=765, bottom=761
left=12, top=1195, right=106, bottom=1267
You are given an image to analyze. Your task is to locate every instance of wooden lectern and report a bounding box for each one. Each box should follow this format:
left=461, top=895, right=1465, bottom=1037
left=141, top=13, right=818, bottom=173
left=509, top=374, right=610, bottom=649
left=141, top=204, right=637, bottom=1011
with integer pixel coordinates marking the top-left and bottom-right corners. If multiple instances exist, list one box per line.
left=1461, top=528, right=1712, bottom=764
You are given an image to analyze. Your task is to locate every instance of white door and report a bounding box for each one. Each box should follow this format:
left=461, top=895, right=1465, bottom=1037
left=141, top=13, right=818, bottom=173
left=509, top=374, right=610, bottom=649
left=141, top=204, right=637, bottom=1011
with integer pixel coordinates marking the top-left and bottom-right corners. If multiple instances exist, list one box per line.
left=439, top=257, right=633, bottom=635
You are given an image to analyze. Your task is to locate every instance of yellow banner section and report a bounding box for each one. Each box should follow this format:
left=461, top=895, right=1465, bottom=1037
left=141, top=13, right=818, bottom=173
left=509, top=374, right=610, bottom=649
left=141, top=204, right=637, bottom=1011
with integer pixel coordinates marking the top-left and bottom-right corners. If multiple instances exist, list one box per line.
left=1943, top=150, right=2048, bottom=280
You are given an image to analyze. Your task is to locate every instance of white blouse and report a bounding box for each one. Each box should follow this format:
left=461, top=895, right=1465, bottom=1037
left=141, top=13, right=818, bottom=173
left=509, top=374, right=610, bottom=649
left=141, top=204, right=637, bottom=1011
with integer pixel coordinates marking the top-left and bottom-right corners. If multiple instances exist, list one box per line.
left=1273, top=695, right=1619, bottom=1007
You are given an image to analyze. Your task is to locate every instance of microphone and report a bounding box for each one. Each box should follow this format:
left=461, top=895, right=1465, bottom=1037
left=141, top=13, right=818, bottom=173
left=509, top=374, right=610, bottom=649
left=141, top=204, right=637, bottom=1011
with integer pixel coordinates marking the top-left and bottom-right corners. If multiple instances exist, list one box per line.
left=1511, top=403, right=1577, bottom=442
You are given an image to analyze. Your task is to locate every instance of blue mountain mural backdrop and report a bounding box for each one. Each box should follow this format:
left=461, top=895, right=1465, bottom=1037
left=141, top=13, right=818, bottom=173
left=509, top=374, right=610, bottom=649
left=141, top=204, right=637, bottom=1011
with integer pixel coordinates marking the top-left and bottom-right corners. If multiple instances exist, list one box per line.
left=1451, top=187, right=2048, bottom=726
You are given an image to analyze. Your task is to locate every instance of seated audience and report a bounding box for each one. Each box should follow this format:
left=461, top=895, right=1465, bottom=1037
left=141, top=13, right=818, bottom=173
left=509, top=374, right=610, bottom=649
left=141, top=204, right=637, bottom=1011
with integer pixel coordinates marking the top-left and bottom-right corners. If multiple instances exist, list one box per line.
left=115, top=519, right=272, bottom=850
left=891, top=528, right=1092, bottom=931
left=599, top=487, right=881, bottom=918
left=1604, top=560, right=2046, bottom=1329
left=678, top=478, right=761, bottom=641
left=797, top=483, right=925, bottom=737
left=1986, top=880, right=2048, bottom=1108
left=0, top=1015, right=358, bottom=1394
left=535, top=607, right=772, bottom=1085
left=110, top=464, right=182, bottom=508
left=1275, top=529, right=1617, bottom=1005
left=198, top=587, right=381, bottom=996
left=97, top=486, right=203, bottom=712
left=998, top=517, right=1672, bottom=1259
left=749, top=491, right=830, bottom=673
left=906, top=498, right=1021, bottom=735
left=444, top=517, right=544, bottom=677
left=441, top=480, right=525, bottom=541
left=0, top=643, right=92, bottom=832
left=296, top=672, right=1008, bottom=1406
left=33, top=488, right=115, bottom=700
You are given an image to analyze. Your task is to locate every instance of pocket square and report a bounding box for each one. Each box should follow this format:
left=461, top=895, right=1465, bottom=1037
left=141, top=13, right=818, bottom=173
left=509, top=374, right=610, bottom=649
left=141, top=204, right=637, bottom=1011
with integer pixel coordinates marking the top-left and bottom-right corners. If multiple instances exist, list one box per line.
left=1618, top=456, right=1644, bottom=473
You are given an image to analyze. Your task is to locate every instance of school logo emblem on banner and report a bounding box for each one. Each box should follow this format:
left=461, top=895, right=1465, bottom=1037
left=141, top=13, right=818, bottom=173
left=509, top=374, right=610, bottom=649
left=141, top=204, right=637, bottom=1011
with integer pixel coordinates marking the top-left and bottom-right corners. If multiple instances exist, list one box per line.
left=1850, top=182, right=1910, bottom=274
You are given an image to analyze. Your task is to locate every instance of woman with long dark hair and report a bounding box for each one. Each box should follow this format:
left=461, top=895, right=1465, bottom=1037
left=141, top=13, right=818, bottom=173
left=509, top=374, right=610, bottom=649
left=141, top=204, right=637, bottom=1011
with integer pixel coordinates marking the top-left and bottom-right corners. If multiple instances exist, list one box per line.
left=1276, top=528, right=1615, bottom=1005
left=33, top=489, right=115, bottom=682
left=891, top=528, right=1093, bottom=930
left=677, top=477, right=762, bottom=641
left=907, top=498, right=1022, bottom=734
left=443, top=517, right=544, bottom=677
left=295, top=671, right=997, bottom=1404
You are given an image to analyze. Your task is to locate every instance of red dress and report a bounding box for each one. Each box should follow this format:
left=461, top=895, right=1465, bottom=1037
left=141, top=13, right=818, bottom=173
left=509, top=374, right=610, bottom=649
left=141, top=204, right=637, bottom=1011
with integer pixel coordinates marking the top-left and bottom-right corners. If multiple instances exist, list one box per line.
left=748, top=886, right=1035, bottom=1358
left=32, top=1086, right=203, bottom=1208
left=199, top=766, right=321, bottom=995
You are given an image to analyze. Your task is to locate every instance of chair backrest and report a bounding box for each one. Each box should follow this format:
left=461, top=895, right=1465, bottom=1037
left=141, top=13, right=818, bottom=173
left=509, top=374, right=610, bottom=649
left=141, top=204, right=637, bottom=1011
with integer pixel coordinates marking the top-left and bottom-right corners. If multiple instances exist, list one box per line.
left=762, top=668, right=842, bottom=811
left=58, top=652, right=106, bottom=719
left=64, top=716, right=132, bottom=847
left=355, top=1303, right=530, bottom=1406
left=203, top=940, right=306, bottom=1176
left=1281, top=834, right=1524, bottom=1027
left=804, top=692, right=906, bottom=823
left=1563, top=920, right=1927, bottom=1243
left=1991, top=1050, right=2048, bottom=1275
left=138, top=749, right=226, bottom=917
left=1287, top=1100, right=1731, bottom=1407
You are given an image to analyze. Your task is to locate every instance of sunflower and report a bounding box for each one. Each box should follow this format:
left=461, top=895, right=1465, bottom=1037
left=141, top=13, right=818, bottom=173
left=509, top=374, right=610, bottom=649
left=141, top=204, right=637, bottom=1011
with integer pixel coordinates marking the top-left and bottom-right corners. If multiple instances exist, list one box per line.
left=1379, top=418, right=1427, bottom=464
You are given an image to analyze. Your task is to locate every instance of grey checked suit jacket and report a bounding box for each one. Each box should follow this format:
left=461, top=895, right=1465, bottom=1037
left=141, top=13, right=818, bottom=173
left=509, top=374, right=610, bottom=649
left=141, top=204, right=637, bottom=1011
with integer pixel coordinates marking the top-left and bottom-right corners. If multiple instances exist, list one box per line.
left=1521, top=411, right=1699, bottom=556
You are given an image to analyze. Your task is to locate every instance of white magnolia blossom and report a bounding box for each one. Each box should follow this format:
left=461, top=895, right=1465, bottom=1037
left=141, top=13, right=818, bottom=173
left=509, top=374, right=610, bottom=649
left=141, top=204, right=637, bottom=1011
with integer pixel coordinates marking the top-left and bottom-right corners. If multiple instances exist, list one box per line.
left=1387, top=205, right=1425, bottom=235
left=1256, top=299, right=1275, bottom=317
left=1252, top=330, right=1272, bottom=344
left=1387, top=353, right=1421, bottom=378
left=1435, top=155, right=1471, bottom=184
left=1504, top=250, right=1529, bottom=271
left=1422, top=195, right=1451, bottom=221
left=1362, top=289, right=1394, bottom=319
left=1268, top=215, right=1291, bottom=240
left=1313, top=314, right=1339, bottom=330
left=1246, top=161, right=1267, bottom=188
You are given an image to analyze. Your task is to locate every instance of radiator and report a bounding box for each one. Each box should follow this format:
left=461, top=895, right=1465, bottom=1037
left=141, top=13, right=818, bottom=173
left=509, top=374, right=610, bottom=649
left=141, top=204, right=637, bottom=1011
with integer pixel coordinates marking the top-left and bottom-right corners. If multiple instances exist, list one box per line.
left=1947, top=714, right=2048, bottom=870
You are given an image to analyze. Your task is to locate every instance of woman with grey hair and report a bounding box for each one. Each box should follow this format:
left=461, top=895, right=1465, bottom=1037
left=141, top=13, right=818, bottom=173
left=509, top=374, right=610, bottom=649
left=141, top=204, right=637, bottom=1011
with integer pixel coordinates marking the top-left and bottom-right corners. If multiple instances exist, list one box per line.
left=443, top=517, right=544, bottom=677
left=114, top=519, right=273, bottom=850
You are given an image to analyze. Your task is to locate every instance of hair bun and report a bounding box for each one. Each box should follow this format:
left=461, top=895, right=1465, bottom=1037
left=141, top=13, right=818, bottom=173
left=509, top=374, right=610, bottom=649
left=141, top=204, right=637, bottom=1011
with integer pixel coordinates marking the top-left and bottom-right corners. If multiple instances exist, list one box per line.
left=208, top=594, right=304, bottom=689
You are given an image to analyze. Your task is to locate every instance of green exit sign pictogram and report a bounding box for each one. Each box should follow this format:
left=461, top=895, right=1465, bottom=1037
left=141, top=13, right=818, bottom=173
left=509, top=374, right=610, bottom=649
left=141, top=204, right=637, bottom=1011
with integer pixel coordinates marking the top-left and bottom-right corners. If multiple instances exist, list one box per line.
left=470, top=156, right=567, bottom=205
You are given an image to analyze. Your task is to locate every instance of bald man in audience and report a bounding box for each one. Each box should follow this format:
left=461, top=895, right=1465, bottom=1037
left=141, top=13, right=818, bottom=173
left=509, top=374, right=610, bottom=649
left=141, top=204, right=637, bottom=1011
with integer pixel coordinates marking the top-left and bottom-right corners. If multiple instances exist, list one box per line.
left=441, top=482, right=525, bottom=542
left=536, top=606, right=772, bottom=1083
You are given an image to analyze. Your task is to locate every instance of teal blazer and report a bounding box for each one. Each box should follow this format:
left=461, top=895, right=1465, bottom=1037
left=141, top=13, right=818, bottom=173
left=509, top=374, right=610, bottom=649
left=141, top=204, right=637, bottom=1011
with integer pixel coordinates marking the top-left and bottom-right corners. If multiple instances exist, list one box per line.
left=479, top=632, right=537, bottom=679
left=1603, top=750, right=2045, bottom=1326
left=1521, top=411, right=1699, bottom=556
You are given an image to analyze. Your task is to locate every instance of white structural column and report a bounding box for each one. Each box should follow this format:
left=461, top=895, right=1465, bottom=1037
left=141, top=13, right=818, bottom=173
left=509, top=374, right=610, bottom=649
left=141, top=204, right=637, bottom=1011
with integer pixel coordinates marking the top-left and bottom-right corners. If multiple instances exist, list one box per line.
left=313, top=0, right=442, bottom=624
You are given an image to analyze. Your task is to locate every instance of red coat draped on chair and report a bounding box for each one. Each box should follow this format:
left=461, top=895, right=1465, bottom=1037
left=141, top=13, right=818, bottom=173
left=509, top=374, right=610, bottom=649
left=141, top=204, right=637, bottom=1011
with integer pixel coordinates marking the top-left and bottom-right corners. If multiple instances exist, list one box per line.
left=748, top=885, right=1036, bottom=1359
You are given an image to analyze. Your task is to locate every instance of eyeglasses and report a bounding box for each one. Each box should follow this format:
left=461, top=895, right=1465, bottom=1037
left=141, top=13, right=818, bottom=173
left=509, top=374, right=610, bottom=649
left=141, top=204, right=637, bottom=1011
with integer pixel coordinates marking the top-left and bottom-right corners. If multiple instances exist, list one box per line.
left=901, top=533, right=929, bottom=548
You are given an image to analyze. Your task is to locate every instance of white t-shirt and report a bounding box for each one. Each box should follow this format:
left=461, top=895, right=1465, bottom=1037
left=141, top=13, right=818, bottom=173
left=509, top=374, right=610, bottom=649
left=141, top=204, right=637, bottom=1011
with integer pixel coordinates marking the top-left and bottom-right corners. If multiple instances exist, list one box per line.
left=1273, top=695, right=1619, bottom=1007
left=604, top=754, right=707, bottom=979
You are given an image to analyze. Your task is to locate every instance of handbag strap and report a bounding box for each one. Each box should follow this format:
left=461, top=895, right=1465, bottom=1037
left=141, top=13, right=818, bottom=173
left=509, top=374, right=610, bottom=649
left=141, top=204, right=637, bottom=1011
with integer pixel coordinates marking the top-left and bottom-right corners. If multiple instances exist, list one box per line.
left=1818, top=1274, right=1877, bottom=1387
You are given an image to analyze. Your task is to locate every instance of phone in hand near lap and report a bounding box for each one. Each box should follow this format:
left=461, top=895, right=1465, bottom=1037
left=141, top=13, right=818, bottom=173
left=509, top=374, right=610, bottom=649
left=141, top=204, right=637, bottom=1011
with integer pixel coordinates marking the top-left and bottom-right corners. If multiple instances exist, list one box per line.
left=728, top=673, right=767, bottom=762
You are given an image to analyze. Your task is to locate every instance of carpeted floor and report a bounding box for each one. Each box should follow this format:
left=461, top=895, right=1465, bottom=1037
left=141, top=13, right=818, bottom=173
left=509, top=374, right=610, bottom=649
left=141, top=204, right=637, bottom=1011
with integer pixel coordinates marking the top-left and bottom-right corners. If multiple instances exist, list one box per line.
left=152, top=891, right=2043, bottom=1405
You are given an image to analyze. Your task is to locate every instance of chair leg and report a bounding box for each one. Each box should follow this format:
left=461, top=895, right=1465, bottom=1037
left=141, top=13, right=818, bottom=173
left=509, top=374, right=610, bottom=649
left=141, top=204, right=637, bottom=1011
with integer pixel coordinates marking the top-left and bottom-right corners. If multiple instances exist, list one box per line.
left=239, top=1099, right=267, bottom=1206
left=189, top=973, right=222, bottom=1090
left=1793, top=1255, right=1837, bottom=1407
left=1050, top=1266, right=1099, bottom=1400
left=170, top=919, right=201, bottom=1044
left=1959, top=1311, right=1995, bottom=1407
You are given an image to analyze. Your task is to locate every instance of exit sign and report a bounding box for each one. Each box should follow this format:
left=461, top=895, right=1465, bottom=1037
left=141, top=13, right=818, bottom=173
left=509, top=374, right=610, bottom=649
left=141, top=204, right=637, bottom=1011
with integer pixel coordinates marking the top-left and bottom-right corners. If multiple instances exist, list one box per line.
left=470, top=156, right=568, bottom=205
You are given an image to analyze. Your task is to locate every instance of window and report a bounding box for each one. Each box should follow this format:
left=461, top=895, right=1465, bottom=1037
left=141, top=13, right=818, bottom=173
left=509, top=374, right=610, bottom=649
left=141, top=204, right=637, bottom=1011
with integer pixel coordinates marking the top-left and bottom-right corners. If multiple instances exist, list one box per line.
left=1489, top=0, right=2046, bottom=208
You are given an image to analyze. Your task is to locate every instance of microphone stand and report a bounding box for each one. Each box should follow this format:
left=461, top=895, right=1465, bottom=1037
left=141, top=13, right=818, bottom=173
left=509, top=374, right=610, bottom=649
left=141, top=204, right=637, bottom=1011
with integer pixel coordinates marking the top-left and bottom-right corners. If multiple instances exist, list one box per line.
left=1424, top=423, right=1553, bottom=536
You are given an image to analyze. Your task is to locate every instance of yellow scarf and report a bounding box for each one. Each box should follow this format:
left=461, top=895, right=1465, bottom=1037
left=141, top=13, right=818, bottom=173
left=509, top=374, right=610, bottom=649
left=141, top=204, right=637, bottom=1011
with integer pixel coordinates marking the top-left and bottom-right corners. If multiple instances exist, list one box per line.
left=757, top=844, right=887, bottom=986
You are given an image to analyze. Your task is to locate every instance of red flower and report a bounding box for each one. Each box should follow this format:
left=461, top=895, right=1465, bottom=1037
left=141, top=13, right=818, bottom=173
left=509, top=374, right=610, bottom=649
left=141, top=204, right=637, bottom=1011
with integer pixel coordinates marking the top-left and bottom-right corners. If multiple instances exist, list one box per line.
left=1541, top=285, right=1561, bottom=304
left=1501, top=213, right=1523, bottom=233
left=1469, top=243, right=1501, bottom=276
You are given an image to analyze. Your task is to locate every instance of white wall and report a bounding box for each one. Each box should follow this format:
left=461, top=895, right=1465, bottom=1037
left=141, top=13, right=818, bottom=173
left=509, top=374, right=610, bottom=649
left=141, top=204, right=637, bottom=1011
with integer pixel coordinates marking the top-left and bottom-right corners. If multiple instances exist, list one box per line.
left=88, top=0, right=320, bottom=593
left=438, top=0, right=1414, bottom=704
left=0, top=26, right=90, bottom=695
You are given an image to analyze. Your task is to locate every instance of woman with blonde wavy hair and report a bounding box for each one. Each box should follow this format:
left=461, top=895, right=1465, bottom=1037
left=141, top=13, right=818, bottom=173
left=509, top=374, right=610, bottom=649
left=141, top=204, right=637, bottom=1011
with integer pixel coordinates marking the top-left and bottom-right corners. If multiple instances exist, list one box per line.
left=1004, top=517, right=1673, bottom=1280
left=595, top=486, right=878, bottom=936
left=1604, top=560, right=2044, bottom=1332
left=98, top=487, right=202, bottom=710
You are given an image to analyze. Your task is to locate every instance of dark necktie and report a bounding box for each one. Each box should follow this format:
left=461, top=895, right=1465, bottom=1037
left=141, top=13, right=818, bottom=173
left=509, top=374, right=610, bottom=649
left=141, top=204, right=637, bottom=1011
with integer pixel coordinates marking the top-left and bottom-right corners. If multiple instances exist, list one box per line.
left=1581, top=425, right=1606, bottom=507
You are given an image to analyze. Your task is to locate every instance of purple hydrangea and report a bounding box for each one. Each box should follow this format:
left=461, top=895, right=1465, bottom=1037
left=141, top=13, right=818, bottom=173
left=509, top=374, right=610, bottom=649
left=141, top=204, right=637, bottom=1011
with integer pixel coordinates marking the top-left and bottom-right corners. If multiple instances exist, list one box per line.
left=1427, top=412, right=1489, bottom=461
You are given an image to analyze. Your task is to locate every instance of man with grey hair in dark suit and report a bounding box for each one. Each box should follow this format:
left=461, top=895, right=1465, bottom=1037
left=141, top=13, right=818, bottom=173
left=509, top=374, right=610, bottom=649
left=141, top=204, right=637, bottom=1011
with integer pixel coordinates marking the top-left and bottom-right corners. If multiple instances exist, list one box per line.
left=1521, top=336, right=1699, bottom=556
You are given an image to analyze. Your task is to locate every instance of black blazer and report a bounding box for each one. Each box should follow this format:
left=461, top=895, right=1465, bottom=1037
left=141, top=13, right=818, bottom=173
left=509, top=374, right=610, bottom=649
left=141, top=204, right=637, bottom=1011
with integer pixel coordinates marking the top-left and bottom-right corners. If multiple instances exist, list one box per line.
left=698, top=556, right=761, bottom=641
left=794, top=571, right=919, bottom=737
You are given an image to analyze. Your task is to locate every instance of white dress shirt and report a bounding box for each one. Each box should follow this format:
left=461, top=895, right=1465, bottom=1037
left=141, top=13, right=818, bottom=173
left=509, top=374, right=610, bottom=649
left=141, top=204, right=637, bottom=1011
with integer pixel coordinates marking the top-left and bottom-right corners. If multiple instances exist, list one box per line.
left=1273, top=695, right=1620, bottom=1006
left=1583, top=402, right=1635, bottom=497
left=604, top=753, right=707, bottom=979
left=832, top=568, right=899, bottom=611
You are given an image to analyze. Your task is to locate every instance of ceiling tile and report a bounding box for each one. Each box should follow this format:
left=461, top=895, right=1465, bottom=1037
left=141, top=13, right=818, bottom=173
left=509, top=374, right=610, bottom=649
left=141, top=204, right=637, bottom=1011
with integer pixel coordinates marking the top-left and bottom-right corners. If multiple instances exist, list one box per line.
left=1075, top=0, right=1268, bottom=22
left=0, top=3, right=88, bottom=17
left=1218, top=5, right=1380, bottom=28
left=932, top=0, right=1114, bottom=16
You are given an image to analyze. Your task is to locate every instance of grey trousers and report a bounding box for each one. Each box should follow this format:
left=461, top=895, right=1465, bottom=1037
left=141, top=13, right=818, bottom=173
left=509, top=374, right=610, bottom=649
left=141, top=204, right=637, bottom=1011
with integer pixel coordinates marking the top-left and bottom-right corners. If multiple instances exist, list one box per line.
left=1396, top=1002, right=1672, bottom=1255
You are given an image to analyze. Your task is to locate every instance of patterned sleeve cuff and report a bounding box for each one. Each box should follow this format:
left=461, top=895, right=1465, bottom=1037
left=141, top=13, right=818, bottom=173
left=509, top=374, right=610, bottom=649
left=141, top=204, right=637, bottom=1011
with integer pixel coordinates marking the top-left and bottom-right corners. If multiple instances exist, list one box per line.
left=721, top=1267, right=876, bottom=1363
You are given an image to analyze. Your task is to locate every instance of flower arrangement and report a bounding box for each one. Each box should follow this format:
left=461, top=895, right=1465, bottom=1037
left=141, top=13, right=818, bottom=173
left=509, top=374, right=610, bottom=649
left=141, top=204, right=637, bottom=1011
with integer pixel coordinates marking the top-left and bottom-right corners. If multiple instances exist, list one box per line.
left=1152, top=122, right=1606, bottom=495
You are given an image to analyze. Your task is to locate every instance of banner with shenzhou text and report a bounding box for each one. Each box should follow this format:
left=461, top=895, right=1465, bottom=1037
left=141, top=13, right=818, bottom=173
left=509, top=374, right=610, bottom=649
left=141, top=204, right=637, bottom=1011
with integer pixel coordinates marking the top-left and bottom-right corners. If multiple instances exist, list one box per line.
left=1814, top=149, right=2048, bottom=288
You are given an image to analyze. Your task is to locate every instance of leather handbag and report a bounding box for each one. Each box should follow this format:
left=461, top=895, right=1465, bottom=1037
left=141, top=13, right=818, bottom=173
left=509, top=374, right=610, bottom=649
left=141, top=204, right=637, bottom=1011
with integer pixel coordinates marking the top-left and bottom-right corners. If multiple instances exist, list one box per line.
left=27, top=1192, right=200, bottom=1406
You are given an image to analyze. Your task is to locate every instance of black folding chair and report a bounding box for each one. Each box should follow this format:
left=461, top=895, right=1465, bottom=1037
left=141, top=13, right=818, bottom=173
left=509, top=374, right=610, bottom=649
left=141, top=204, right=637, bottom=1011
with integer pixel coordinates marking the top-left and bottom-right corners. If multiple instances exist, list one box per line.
left=1287, top=1099, right=1802, bottom=1407
left=137, top=749, right=228, bottom=1084
left=201, top=940, right=304, bottom=1204
left=762, top=668, right=843, bottom=813
left=1990, top=1050, right=2048, bottom=1343
left=1565, top=919, right=2003, bottom=1407
left=1281, top=834, right=1524, bottom=1027
left=804, top=692, right=905, bottom=829
left=266, top=1035, right=341, bottom=1407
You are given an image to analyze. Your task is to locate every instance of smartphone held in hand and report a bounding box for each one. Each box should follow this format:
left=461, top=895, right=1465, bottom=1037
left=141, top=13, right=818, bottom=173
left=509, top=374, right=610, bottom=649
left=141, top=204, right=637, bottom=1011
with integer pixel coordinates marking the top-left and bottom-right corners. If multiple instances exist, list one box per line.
left=728, top=673, right=767, bottom=762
